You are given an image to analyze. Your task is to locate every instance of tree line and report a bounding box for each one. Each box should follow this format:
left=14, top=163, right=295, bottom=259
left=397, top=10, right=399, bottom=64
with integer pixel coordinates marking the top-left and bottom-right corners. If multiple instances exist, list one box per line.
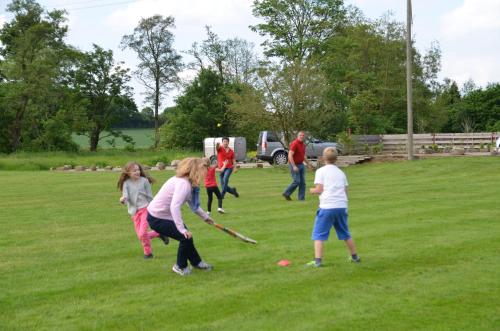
left=1, top=0, right=499, bottom=153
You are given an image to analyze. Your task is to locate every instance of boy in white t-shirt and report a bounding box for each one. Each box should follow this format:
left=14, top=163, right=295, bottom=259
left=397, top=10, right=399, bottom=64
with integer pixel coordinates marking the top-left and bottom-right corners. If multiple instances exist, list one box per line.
left=307, top=147, right=360, bottom=267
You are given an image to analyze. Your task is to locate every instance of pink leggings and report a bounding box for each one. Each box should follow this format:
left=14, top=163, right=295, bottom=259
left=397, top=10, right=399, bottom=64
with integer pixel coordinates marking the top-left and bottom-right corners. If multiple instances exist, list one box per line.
left=132, top=207, right=160, bottom=255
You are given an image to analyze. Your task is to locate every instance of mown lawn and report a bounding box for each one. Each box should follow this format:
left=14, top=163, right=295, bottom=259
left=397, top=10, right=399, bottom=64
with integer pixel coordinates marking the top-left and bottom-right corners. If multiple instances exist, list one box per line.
left=72, top=128, right=156, bottom=149
left=0, top=157, right=499, bottom=330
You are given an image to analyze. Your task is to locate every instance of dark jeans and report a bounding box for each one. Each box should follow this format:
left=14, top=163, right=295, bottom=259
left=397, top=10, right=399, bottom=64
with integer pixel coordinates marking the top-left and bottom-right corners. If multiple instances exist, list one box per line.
left=283, top=163, right=306, bottom=200
left=147, top=213, right=202, bottom=268
left=206, top=186, right=223, bottom=212
left=220, top=168, right=236, bottom=198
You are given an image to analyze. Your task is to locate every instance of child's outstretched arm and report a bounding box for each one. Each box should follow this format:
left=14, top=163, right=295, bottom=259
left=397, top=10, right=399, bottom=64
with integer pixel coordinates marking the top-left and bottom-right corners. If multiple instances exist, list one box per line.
left=309, top=183, right=323, bottom=195
left=215, top=159, right=228, bottom=172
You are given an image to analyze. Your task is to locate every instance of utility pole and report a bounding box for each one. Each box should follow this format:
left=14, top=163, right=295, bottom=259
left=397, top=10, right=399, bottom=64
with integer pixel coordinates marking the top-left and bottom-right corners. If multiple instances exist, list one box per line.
left=406, top=0, right=414, bottom=160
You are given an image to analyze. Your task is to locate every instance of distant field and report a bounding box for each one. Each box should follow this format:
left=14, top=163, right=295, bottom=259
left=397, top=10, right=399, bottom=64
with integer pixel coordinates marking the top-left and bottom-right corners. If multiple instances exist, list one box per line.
left=0, top=149, right=200, bottom=171
left=72, top=128, right=155, bottom=149
left=1, top=157, right=499, bottom=330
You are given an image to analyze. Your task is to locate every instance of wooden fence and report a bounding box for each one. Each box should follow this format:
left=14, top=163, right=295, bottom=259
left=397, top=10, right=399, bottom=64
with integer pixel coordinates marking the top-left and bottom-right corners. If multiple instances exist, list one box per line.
left=349, top=132, right=499, bottom=154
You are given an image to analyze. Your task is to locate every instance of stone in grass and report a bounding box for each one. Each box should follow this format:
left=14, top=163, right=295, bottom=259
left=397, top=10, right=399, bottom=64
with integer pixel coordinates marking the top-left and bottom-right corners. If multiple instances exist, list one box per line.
left=450, top=148, right=465, bottom=155
left=156, top=162, right=166, bottom=170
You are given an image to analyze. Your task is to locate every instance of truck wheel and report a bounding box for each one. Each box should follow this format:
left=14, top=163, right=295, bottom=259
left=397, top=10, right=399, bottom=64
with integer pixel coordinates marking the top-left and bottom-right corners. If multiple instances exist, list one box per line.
left=273, top=151, right=288, bottom=165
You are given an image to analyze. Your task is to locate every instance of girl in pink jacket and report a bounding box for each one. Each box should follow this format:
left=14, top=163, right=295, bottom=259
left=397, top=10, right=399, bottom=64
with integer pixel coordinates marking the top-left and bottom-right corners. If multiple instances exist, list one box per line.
left=147, top=158, right=214, bottom=276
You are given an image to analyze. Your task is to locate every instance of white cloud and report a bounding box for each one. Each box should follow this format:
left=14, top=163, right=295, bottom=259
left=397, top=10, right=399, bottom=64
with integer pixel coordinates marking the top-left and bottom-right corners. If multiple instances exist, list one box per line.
left=441, top=0, right=500, bottom=38
left=102, top=0, right=262, bottom=107
left=438, top=0, right=500, bottom=86
left=0, top=14, right=6, bottom=28
left=106, top=0, right=258, bottom=42
left=441, top=54, right=499, bottom=87
left=64, top=10, right=79, bottom=34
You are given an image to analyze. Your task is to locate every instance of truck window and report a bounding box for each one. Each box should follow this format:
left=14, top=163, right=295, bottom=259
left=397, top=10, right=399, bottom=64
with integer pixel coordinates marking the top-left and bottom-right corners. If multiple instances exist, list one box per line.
left=267, top=132, right=279, bottom=142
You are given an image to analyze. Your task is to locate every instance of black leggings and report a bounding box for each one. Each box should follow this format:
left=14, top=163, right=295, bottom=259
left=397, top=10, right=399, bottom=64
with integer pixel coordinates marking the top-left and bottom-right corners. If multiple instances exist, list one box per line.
left=147, top=213, right=202, bottom=268
left=206, top=186, right=223, bottom=212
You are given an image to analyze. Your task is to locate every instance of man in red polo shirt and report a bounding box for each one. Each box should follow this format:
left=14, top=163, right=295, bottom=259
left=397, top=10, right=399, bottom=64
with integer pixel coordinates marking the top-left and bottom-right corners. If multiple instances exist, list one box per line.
left=283, top=131, right=311, bottom=201
left=217, top=137, right=239, bottom=199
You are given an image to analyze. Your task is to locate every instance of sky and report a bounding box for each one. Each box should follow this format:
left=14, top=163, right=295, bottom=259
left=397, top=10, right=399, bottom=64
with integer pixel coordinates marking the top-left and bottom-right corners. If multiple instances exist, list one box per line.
left=1, top=0, right=499, bottom=109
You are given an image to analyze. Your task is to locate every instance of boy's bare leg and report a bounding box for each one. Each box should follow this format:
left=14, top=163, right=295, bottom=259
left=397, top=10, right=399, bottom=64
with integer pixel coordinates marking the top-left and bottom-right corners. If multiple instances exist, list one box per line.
left=314, top=240, right=324, bottom=259
left=344, top=238, right=357, bottom=255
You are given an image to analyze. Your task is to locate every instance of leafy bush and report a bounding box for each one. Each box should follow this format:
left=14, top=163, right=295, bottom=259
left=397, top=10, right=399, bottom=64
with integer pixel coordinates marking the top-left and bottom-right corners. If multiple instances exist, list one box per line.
left=370, top=143, right=383, bottom=155
left=337, top=132, right=354, bottom=155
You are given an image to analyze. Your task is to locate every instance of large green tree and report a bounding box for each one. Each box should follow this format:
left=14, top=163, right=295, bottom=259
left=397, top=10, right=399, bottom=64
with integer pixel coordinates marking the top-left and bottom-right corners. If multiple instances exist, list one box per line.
left=321, top=15, right=441, bottom=134
left=251, top=0, right=347, bottom=63
left=0, top=0, right=76, bottom=152
left=227, top=84, right=267, bottom=147
left=447, top=83, right=500, bottom=133
left=121, top=15, right=182, bottom=147
left=70, top=45, right=136, bottom=151
left=187, top=26, right=259, bottom=84
left=436, top=79, right=462, bottom=132
left=232, top=61, right=334, bottom=145
left=247, top=0, right=349, bottom=141
left=160, top=68, right=233, bottom=149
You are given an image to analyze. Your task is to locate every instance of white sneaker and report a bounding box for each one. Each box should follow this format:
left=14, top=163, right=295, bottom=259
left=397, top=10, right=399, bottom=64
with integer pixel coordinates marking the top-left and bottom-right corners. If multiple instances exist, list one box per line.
left=207, top=211, right=211, bottom=215
left=217, top=208, right=225, bottom=214
left=172, top=264, right=192, bottom=276
left=194, top=261, right=213, bottom=270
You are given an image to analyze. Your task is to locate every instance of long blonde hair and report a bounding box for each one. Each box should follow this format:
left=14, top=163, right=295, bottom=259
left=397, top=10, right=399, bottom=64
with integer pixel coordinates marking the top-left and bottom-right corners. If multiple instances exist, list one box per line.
left=175, top=157, right=209, bottom=186
left=117, top=162, right=155, bottom=191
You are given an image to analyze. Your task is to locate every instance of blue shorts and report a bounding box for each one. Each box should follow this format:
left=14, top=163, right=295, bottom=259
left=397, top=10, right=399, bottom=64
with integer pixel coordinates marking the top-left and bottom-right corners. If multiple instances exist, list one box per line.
left=311, top=208, right=351, bottom=241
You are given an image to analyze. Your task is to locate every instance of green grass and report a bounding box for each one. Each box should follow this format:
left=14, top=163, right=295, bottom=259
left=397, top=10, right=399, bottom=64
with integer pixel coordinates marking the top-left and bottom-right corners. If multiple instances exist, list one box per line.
left=0, top=157, right=499, bottom=330
left=0, top=149, right=199, bottom=171
left=72, top=128, right=156, bottom=149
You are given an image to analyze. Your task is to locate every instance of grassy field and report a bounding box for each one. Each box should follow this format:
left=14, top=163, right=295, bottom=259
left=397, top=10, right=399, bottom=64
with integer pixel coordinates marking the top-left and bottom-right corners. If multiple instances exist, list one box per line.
left=72, top=128, right=156, bottom=149
left=0, top=157, right=499, bottom=330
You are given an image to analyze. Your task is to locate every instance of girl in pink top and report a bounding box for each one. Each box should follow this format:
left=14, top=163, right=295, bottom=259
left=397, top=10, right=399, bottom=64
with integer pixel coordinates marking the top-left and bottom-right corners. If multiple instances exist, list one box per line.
left=147, top=158, right=215, bottom=276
